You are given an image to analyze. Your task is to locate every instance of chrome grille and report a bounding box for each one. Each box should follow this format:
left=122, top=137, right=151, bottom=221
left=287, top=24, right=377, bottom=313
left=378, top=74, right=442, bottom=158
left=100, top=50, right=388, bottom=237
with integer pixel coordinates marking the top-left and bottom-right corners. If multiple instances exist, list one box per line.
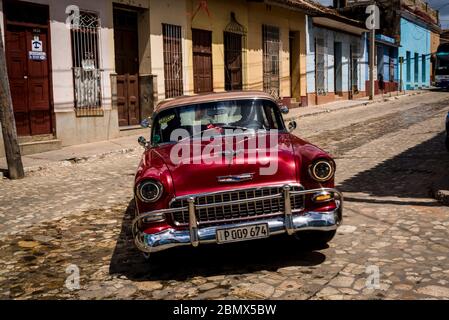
left=170, top=186, right=305, bottom=227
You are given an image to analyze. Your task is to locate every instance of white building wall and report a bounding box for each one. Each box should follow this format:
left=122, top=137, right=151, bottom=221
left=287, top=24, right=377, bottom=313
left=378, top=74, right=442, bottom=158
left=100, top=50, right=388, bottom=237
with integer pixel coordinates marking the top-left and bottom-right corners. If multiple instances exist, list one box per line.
left=306, top=16, right=368, bottom=98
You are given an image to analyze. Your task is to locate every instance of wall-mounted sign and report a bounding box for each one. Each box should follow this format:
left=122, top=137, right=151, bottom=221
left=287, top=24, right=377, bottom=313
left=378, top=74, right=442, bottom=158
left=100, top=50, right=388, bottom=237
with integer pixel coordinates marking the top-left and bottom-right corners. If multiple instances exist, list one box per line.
left=29, top=51, right=47, bottom=61
left=31, top=37, right=43, bottom=52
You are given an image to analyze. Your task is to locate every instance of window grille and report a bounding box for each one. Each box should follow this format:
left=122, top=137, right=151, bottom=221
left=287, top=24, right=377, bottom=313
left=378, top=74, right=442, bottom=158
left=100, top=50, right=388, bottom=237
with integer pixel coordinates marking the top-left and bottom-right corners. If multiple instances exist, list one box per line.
left=351, top=44, right=359, bottom=93
left=421, top=54, right=426, bottom=83
left=70, top=11, right=103, bottom=116
left=263, top=25, right=280, bottom=99
left=315, top=37, right=327, bottom=95
left=163, top=24, right=184, bottom=99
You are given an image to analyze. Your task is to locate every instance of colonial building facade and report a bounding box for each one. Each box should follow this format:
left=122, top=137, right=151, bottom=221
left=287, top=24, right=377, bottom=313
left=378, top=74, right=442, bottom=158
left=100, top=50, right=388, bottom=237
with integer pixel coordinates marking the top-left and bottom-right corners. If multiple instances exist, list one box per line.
left=0, top=0, right=441, bottom=157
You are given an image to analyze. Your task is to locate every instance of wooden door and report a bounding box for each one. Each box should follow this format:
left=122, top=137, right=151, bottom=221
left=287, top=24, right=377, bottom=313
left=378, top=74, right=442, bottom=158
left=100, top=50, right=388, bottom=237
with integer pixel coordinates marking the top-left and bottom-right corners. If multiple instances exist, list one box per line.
left=224, top=32, right=242, bottom=91
left=192, top=29, right=213, bottom=93
left=5, top=25, right=52, bottom=136
left=114, top=7, right=140, bottom=126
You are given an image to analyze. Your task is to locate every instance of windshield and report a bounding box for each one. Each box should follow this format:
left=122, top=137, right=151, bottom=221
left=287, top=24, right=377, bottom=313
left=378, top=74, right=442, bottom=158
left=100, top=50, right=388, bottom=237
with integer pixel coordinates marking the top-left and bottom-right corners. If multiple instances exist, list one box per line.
left=151, top=99, right=285, bottom=144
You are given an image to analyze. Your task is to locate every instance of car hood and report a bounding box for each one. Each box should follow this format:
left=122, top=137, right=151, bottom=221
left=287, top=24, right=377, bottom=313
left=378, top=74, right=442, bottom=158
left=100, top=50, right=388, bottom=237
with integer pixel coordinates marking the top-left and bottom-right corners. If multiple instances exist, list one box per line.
left=150, top=132, right=298, bottom=197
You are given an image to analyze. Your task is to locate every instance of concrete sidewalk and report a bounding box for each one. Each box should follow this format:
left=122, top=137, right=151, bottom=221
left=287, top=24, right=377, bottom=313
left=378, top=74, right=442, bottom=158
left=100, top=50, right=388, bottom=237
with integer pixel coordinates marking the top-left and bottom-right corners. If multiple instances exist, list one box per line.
left=0, top=134, right=142, bottom=175
left=0, top=89, right=428, bottom=176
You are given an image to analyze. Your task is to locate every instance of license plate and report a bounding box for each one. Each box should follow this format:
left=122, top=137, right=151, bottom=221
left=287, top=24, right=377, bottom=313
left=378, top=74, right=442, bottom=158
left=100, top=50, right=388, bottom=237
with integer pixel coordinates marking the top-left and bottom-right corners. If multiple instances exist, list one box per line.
left=216, top=223, right=269, bottom=244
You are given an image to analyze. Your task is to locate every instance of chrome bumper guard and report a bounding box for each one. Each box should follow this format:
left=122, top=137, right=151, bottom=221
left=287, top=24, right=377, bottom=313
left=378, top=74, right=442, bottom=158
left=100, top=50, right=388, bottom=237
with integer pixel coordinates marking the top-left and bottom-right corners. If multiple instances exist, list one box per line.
left=132, top=187, right=343, bottom=253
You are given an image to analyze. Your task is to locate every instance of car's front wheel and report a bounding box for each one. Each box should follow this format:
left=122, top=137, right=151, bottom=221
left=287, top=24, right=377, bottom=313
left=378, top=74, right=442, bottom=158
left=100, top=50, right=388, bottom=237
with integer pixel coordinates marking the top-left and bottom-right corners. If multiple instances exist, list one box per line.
left=294, top=230, right=336, bottom=248
left=446, top=135, right=449, bottom=151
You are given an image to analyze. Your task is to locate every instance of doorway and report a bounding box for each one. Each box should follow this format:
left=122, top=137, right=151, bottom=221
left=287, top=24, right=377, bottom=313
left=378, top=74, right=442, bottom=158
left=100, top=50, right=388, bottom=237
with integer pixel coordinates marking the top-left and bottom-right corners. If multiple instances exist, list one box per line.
left=192, top=29, right=213, bottom=93
left=4, top=1, right=53, bottom=136
left=289, top=31, right=301, bottom=101
left=334, top=42, right=343, bottom=95
left=224, top=32, right=242, bottom=91
left=113, top=5, right=140, bottom=127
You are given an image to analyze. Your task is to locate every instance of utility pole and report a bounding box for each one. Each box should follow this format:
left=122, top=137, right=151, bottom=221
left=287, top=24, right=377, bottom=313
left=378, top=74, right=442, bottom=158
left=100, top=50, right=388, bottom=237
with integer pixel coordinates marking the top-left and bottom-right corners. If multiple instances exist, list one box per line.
left=369, top=28, right=376, bottom=100
left=0, top=24, right=25, bottom=179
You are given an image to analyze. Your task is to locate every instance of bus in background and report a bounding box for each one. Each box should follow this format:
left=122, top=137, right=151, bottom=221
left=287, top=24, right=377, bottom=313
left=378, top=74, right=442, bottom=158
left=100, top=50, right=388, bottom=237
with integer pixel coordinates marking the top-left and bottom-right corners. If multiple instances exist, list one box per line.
left=435, top=43, right=449, bottom=89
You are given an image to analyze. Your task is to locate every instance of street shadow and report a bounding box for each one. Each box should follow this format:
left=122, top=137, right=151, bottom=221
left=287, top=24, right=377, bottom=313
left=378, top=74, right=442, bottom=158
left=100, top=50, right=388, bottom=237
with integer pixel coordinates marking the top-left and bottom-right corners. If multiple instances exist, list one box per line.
left=339, top=132, right=449, bottom=205
left=109, top=200, right=327, bottom=281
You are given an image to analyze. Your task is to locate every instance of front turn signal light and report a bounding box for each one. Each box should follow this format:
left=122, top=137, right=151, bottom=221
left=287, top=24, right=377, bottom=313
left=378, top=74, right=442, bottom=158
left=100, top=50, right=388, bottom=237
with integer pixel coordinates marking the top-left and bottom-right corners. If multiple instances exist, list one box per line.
left=312, top=192, right=334, bottom=203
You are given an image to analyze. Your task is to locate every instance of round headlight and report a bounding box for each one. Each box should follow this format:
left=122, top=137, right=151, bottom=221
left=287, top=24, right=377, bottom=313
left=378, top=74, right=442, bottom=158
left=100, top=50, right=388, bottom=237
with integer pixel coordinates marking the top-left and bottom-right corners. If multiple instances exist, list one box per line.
left=136, top=180, right=164, bottom=203
left=309, top=160, right=335, bottom=182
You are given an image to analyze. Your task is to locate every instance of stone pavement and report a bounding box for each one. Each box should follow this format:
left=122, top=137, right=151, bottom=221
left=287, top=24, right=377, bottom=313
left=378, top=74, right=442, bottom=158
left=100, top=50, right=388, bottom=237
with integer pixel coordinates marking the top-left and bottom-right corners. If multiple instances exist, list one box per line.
left=0, top=90, right=449, bottom=300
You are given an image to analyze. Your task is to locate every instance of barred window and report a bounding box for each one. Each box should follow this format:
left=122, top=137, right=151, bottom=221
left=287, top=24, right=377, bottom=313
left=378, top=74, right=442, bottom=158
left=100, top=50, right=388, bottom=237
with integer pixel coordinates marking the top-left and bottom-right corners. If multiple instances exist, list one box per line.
left=70, top=11, right=103, bottom=116
left=163, top=24, right=184, bottom=99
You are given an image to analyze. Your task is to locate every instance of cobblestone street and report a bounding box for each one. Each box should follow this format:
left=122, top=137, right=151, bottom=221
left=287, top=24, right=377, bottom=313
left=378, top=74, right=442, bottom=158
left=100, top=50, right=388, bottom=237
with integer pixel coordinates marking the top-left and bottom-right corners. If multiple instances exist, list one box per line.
left=1, top=91, right=449, bottom=300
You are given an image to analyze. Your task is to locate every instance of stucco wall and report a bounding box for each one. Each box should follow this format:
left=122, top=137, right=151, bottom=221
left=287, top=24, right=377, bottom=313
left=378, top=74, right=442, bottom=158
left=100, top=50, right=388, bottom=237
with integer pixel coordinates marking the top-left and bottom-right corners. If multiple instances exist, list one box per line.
left=0, top=0, right=154, bottom=149
left=246, top=2, right=306, bottom=99
left=430, top=31, right=440, bottom=82
left=306, top=17, right=368, bottom=97
left=399, top=17, right=431, bottom=89
left=149, top=0, right=190, bottom=101
left=188, top=0, right=248, bottom=94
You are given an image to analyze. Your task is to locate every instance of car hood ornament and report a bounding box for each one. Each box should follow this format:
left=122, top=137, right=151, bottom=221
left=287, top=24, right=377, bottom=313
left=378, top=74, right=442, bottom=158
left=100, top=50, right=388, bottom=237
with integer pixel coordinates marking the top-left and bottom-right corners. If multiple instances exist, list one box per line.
left=217, top=173, right=254, bottom=183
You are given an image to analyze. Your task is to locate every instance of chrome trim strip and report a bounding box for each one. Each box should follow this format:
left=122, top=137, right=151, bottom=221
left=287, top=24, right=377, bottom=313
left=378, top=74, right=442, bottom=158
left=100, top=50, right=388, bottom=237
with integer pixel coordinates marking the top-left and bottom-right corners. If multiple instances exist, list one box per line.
left=283, top=185, right=294, bottom=236
left=188, top=197, right=199, bottom=247
left=168, top=183, right=302, bottom=206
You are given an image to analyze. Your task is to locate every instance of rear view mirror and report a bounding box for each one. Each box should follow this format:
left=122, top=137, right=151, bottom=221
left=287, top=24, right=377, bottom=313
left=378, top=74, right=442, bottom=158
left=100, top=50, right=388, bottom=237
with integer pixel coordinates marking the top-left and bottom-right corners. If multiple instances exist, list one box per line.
left=280, top=105, right=289, bottom=114
left=288, top=121, right=297, bottom=132
left=138, top=136, right=147, bottom=148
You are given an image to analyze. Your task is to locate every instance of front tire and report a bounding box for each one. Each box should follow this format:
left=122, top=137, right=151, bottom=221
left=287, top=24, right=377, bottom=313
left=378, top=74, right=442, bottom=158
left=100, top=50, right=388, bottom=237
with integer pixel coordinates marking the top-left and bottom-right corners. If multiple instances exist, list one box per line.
left=445, top=135, right=449, bottom=152
left=294, top=230, right=336, bottom=249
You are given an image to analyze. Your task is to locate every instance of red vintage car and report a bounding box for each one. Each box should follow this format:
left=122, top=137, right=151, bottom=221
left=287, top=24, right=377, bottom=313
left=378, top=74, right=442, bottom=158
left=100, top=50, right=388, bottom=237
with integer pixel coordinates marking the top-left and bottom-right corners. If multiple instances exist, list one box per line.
left=133, top=91, right=343, bottom=254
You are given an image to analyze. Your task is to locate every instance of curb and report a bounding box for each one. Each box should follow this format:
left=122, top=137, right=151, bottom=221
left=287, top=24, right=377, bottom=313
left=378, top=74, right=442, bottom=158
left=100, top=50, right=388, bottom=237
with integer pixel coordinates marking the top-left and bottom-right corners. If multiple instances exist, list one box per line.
left=284, top=91, right=427, bottom=123
left=431, top=179, right=449, bottom=206
left=21, top=147, right=138, bottom=175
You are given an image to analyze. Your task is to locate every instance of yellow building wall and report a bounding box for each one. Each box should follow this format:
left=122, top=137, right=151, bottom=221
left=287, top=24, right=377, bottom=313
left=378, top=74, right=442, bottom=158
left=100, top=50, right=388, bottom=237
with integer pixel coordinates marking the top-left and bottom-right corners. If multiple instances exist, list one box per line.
left=246, top=3, right=307, bottom=99
left=185, top=0, right=307, bottom=100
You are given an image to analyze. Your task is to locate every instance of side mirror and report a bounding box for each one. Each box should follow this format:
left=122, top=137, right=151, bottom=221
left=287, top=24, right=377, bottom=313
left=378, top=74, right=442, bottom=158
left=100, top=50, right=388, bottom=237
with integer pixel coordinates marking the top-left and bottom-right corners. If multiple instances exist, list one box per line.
left=141, top=118, right=151, bottom=128
left=138, top=136, right=147, bottom=148
left=280, top=105, right=289, bottom=115
left=288, top=121, right=297, bottom=132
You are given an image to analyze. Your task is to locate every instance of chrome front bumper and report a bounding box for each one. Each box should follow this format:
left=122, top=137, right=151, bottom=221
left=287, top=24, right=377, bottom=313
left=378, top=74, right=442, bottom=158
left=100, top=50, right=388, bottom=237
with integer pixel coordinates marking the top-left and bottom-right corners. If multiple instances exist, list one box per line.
left=132, top=187, right=343, bottom=253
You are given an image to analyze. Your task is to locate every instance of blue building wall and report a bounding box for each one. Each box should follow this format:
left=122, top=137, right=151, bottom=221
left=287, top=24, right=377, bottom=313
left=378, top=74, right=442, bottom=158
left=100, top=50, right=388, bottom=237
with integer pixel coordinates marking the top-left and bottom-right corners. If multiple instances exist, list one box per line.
left=306, top=16, right=368, bottom=104
left=399, top=17, right=431, bottom=89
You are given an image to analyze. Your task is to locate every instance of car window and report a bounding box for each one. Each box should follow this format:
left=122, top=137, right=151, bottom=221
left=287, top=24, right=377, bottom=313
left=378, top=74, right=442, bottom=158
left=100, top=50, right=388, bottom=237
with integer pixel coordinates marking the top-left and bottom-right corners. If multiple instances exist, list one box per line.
left=152, top=99, right=285, bottom=144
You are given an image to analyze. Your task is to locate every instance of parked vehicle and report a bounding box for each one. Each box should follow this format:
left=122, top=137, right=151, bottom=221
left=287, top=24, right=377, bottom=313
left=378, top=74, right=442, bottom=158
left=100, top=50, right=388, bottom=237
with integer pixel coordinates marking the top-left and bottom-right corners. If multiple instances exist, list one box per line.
left=133, top=92, right=343, bottom=254
left=435, top=43, right=449, bottom=89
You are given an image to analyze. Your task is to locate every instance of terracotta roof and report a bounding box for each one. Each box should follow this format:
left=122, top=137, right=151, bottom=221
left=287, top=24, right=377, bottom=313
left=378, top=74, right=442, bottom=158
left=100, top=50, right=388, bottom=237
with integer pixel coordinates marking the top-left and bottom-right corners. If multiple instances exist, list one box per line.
left=156, top=91, right=276, bottom=112
left=268, top=0, right=366, bottom=28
